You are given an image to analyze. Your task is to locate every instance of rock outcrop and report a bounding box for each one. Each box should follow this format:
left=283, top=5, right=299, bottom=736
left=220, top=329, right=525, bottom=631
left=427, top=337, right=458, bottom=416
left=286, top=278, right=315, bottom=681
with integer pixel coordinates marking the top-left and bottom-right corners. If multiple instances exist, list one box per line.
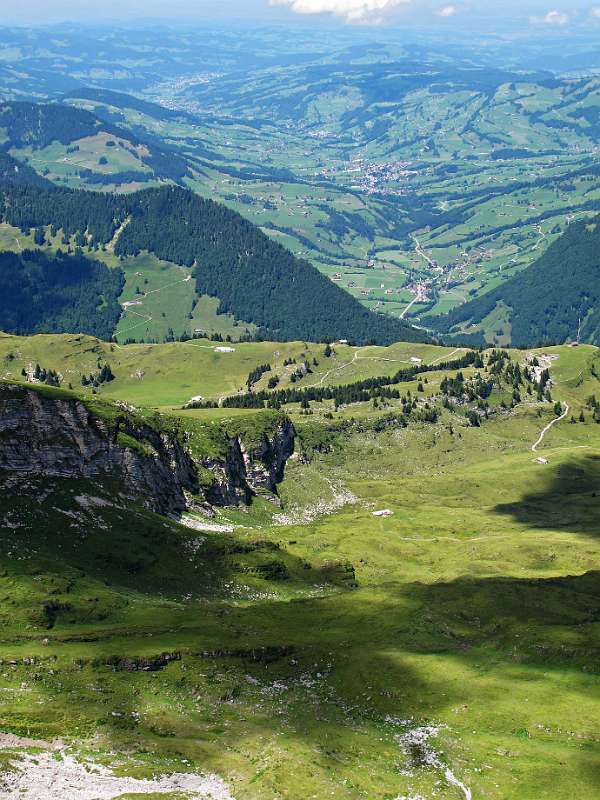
left=0, top=384, right=295, bottom=516
left=203, top=417, right=296, bottom=507
left=0, top=384, right=196, bottom=515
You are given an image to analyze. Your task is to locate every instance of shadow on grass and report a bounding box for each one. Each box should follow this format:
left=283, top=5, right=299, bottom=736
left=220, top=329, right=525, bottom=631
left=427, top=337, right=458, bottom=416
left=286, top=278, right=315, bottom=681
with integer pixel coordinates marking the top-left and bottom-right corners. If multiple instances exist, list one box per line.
left=3, top=473, right=600, bottom=792
left=0, top=475, right=354, bottom=632
left=493, top=454, right=600, bottom=534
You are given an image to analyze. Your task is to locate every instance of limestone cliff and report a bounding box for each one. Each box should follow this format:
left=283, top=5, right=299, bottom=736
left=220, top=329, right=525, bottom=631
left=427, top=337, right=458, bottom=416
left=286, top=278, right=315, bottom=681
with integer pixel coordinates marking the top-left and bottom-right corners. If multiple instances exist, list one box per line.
left=0, top=384, right=295, bottom=516
left=203, top=417, right=296, bottom=507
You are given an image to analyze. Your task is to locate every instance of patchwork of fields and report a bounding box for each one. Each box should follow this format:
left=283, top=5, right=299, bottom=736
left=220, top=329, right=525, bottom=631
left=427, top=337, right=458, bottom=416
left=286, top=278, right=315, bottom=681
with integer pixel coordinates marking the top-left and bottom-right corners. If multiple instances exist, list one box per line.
left=3, top=27, right=600, bottom=341
left=62, top=71, right=600, bottom=332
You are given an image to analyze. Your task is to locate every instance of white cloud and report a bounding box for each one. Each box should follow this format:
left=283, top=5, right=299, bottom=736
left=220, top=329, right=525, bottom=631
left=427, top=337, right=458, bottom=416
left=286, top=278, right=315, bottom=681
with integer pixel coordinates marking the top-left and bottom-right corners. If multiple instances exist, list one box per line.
left=268, top=0, right=409, bottom=24
left=436, top=5, right=457, bottom=16
left=591, top=7, right=600, bottom=17
left=530, top=8, right=569, bottom=25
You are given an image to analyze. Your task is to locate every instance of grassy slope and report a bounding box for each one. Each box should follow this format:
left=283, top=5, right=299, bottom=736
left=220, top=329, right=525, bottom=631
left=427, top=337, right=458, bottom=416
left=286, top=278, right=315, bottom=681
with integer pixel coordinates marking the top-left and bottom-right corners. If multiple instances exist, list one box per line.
left=0, top=223, right=256, bottom=343
left=0, top=332, right=452, bottom=409
left=113, top=252, right=257, bottom=343
left=1, top=341, right=600, bottom=798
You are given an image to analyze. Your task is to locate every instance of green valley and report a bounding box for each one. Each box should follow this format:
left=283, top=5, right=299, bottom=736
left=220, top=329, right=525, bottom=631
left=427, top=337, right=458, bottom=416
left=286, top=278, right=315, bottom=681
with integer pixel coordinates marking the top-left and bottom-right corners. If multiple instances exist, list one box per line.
left=1, top=33, right=600, bottom=340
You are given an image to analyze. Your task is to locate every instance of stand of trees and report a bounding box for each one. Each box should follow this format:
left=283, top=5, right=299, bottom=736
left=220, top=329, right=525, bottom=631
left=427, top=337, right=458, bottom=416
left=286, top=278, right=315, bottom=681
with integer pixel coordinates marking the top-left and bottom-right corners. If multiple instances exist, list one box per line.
left=0, top=249, right=124, bottom=340
left=0, top=102, right=108, bottom=148
left=216, top=351, right=481, bottom=409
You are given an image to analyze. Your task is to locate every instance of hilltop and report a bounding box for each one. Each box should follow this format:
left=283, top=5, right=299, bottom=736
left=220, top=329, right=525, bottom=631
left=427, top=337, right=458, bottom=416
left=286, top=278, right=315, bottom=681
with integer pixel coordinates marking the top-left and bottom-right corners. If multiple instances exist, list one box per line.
left=0, top=100, right=190, bottom=186
left=0, top=332, right=460, bottom=409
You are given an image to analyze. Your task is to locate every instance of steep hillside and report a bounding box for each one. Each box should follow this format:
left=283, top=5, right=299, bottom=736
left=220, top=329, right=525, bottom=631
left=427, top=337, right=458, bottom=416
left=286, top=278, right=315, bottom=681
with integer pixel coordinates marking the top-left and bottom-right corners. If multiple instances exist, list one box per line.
left=0, top=151, right=50, bottom=187
left=0, top=249, right=124, bottom=340
left=430, top=216, right=600, bottom=347
left=0, top=380, right=296, bottom=513
left=0, top=174, right=429, bottom=345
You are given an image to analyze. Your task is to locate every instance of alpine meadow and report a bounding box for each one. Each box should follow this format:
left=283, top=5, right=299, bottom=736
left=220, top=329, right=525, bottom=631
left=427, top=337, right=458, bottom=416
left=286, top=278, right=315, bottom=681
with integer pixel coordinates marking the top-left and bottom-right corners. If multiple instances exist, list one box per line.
left=0, top=4, right=599, bottom=800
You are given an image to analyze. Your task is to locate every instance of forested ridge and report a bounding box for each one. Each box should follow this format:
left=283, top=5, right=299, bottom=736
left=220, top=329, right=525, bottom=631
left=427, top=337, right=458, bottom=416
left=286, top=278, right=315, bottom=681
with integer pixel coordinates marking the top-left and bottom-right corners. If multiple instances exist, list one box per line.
left=0, top=102, right=110, bottom=148
left=0, top=101, right=191, bottom=183
left=0, top=152, right=50, bottom=188
left=432, top=216, right=600, bottom=347
left=62, top=87, right=190, bottom=122
left=0, top=163, right=427, bottom=345
left=0, top=249, right=124, bottom=340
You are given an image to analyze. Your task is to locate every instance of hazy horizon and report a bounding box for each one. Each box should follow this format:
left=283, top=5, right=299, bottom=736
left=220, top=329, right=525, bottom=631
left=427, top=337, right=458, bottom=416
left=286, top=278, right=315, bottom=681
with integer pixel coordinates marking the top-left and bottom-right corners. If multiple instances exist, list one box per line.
left=3, top=0, right=596, bottom=31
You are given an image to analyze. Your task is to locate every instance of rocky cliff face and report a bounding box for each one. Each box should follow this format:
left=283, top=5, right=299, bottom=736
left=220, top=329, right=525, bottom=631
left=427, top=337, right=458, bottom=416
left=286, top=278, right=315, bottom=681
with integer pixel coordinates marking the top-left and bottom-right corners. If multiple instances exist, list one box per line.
left=203, top=417, right=296, bottom=507
left=0, top=384, right=196, bottom=515
left=0, top=384, right=295, bottom=516
left=240, top=417, right=296, bottom=500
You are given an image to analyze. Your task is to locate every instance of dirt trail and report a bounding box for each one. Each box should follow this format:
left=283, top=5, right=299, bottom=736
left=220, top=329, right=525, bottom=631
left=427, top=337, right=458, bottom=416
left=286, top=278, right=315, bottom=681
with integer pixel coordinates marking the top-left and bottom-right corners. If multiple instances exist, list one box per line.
left=143, top=273, right=193, bottom=298
left=106, top=217, right=130, bottom=252
left=317, top=351, right=358, bottom=385
left=532, top=403, right=569, bottom=452
left=117, top=309, right=153, bottom=337
left=117, top=273, right=192, bottom=337
left=412, top=236, right=437, bottom=270
left=316, top=349, right=413, bottom=387
left=428, top=347, right=462, bottom=366
left=532, top=223, right=547, bottom=252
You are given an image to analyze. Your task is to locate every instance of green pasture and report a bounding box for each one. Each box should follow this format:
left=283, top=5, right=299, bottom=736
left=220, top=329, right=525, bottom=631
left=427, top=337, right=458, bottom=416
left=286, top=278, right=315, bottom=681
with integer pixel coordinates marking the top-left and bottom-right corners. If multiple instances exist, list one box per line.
left=1, top=338, right=600, bottom=798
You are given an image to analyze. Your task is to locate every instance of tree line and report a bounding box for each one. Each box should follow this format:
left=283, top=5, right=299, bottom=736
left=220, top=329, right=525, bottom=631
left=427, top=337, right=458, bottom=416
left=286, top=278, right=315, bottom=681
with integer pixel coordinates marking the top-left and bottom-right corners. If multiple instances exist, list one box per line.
left=214, top=351, right=481, bottom=409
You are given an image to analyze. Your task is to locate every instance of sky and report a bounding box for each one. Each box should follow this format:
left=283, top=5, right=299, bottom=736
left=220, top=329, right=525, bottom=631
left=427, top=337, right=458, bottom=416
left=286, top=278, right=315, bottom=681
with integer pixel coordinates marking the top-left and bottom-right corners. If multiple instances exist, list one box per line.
left=2, top=0, right=596, bottom=27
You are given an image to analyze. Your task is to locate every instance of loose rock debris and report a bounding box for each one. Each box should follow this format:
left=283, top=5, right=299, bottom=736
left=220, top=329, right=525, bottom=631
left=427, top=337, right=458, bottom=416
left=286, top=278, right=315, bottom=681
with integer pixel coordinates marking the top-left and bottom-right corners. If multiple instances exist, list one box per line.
left=0, top=749, right=235, bottom=800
